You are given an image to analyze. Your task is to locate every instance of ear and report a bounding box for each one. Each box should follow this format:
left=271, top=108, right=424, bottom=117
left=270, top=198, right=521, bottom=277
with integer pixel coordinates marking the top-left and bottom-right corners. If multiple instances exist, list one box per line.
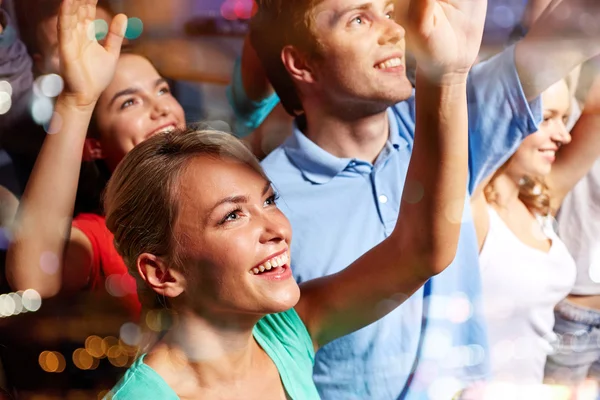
left=82, top=138, right=104, bottom=162
left=137, top=254, right=186, bottom=298
left=281, top=45, right=317, bottom=84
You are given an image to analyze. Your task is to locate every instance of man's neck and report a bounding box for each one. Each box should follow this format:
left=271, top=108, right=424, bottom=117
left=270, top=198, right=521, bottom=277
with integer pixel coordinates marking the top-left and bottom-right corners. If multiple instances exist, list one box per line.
left=302, top=106, right=390, bottom=164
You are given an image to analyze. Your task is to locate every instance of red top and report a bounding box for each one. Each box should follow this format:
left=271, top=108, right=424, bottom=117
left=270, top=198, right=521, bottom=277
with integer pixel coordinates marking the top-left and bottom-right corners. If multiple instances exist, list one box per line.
left=72, top=213, right=141, bottom=319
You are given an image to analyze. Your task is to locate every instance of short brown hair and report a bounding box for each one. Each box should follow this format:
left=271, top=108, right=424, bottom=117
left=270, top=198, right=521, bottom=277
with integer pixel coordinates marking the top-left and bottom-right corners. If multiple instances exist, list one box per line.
left=250, top=0, right=323, bottom=116
left=104, top=128, right=266, bottom=306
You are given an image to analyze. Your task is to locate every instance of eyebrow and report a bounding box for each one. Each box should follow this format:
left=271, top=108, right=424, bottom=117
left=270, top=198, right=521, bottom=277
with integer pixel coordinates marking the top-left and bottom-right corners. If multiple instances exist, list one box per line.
left=108, top=78, right=168, bottom=108
left=210, top=181, right=273, bottom=213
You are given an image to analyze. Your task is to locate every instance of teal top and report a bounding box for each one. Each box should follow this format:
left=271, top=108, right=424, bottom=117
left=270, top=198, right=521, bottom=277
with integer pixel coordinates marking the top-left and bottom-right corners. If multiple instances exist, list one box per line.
left=105, top=309, right=319, bottom=399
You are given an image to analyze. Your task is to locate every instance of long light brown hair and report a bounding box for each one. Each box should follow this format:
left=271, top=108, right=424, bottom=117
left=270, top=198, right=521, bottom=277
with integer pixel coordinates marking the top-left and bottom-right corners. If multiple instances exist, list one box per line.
left=103, top=128, right=267, bottom=309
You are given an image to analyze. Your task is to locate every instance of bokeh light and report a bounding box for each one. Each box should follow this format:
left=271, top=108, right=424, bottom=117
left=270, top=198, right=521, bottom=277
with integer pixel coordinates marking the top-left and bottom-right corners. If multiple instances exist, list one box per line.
left=22, top=289, right=42, bottom=312
left=73, top=348, right=96, bottom=370
left=125, top=18, right=144, bottom=40
left=31, top=95, right=54, bottom=125
left=0, top=91, right=11, bottom=115
left=94, top=19, right=109, bottom=41
left=40, top=251, right=60, bottom=275
left=0, top=80, right=13, bottom=97
left=39, top=74, right=64, bottom=98
left=107, top=345, right=129, bottom=367
left=101, top=336, right=119, bottom=356
left=120, top=322, right=142, bottom=347
left=85, top=335, right=105, bottom=359
left=39, top=351, right=66, bottom=373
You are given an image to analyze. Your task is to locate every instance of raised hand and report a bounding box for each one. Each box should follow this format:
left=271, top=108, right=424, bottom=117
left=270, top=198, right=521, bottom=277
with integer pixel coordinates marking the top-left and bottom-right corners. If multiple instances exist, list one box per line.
left=400, top=0, right=487, bottom=81
left=58, top=0, right=128, bottom=107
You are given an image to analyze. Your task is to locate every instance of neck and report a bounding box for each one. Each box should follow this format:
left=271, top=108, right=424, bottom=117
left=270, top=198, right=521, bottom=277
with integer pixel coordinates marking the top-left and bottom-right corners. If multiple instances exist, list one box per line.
left=160, top=309, right=262, bottom=385
left=302, top=101, right=390, bottom=163
left=489, top=172, right=522, bottom=210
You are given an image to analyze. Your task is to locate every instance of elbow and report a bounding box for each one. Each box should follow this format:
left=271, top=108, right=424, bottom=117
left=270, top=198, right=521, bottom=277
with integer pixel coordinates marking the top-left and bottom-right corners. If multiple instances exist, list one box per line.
left=410, top=240, right=460, bottom=278
left=5, top=247, right=61, bottom=298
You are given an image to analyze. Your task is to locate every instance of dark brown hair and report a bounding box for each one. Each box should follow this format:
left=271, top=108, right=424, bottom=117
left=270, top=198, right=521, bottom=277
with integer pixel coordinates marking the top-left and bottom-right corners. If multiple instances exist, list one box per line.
left=249, top=0, right=323, bottom=116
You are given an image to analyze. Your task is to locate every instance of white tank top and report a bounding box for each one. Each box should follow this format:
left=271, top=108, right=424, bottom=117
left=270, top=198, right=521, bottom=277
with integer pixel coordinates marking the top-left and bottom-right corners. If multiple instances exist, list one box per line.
left=558, top=159, right=600, bottom=295
left=480, top=206, right=576, bottom=383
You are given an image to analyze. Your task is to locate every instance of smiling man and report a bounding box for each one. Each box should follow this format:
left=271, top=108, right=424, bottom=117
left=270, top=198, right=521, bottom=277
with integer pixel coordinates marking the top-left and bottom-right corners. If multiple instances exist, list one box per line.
left=242, top=0, right=600, bottom=398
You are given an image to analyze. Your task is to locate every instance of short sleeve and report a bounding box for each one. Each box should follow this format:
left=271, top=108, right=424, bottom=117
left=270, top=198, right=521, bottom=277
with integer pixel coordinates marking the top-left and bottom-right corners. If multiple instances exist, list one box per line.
left=71, top=213, right=105, bottom=289
left=253, top=309, right=320, bottom=399
left=466, top=44, right=543, bottom=193
left=226, top=58, right=281, bottom=138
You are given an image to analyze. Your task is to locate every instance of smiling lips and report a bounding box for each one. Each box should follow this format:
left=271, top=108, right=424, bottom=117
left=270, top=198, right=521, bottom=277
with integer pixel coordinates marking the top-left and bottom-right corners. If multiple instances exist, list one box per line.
left=249, top=252, right=292, bottom=281
left=375, top=57, right=403, bottom=70
left=251, top=252, right=289, bottom=275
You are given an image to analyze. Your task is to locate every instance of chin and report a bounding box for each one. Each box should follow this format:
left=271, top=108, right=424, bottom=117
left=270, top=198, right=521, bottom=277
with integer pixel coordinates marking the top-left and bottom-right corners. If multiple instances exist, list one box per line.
left=262, top=284, right=301, bottom=315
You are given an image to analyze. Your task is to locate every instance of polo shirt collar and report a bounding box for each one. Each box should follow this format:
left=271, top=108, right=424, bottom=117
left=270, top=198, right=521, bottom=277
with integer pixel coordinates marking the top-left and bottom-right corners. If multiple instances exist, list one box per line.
left=283, top=108, right=406, bottom=184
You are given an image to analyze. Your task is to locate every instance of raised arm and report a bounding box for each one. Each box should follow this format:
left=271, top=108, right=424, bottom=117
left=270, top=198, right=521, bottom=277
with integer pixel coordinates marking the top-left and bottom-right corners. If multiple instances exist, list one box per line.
left=547, top=67, right=600, bottom=212
left=295, top=0, right=485, bottom=348
left=515, top=0, right=600, bottom=101
left=6, top=0, right=126, bottom=297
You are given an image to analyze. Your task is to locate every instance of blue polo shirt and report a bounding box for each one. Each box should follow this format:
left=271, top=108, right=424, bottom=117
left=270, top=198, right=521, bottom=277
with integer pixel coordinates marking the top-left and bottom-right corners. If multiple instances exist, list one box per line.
left=256, top=46, right=541, bottom=399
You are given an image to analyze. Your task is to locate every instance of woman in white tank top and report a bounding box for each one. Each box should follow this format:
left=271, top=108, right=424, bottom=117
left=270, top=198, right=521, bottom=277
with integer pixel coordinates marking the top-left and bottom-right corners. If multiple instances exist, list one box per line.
left=470, top=74, right=600, bottom=386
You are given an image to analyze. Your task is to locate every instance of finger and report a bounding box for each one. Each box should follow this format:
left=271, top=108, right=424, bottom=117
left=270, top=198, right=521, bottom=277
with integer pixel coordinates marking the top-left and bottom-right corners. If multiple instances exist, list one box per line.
left=58, top=0, right=78, bottom=44
left=406, top=0, right=435, bottom=35
left=104, top=14, right=128, bottom=58
left=83, top=0, right=99, bottom=23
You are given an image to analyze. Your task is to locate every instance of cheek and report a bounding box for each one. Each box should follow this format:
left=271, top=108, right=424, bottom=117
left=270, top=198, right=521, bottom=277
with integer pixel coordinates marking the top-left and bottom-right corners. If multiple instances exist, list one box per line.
left=108, top=111, right=150, bottom=149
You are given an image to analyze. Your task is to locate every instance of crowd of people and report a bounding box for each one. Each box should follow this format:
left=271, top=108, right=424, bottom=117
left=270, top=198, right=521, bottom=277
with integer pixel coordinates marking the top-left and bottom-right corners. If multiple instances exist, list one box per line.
left=1, top=0, right=600, bottom=398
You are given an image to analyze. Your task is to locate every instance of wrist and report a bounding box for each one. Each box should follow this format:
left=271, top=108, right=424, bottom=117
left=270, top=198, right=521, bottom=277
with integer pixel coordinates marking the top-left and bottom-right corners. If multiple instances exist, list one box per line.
left=57, top=93, right=98, bottom=113
left=416, top=68, right=469, bottom=88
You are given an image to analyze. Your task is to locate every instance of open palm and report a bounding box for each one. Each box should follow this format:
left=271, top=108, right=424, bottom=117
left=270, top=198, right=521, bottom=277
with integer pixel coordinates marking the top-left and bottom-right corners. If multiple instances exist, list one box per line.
left=405, top=0, right=487, bottom=78
left=58, top=0, right=127, bottom=106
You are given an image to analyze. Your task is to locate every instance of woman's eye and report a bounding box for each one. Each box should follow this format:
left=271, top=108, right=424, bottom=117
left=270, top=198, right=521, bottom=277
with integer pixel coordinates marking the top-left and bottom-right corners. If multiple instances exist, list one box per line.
left=264, top=193, right=279, bottom=206
left=220, top=209, right=242, bottom=225
left=121, top=99, right=135, bottom=109
left=158, top=87, right=171, bottom=96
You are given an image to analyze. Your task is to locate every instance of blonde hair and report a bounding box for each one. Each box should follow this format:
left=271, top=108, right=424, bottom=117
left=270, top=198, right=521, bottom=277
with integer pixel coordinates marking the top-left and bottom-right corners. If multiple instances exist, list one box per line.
left=484, top=159, right=551, bottom=216
left=104, top=128, right=266, bottom=308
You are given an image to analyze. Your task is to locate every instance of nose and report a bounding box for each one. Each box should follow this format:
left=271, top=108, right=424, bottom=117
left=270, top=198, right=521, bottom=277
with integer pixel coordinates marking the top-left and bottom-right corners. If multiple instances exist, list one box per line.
left=552, top=120, right=572, bottom=146
left=150, top=99, right=171, bottom=120
left=378, top=15, right=405, bottom=46
left=258, top=210, right=290, bottom=246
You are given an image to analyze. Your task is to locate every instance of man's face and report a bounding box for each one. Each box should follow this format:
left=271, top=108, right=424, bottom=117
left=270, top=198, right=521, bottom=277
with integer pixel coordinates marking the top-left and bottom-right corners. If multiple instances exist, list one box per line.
left=35, top=6, right=113, bottom=75
left=305, top=0, right=413, bottom=112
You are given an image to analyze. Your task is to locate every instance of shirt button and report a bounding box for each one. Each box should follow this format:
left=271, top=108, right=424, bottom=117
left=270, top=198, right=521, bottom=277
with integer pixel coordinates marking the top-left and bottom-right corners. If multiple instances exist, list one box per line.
left=379, top=195, right=388, bottom=204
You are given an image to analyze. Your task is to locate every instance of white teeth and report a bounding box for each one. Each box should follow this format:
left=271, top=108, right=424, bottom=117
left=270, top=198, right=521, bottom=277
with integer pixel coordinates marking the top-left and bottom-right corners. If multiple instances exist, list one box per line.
left=154, top=125, right=176, bottom=135
left=251, top=253, right=289, bottom=275
left=376, top=57, right=402, bottom=69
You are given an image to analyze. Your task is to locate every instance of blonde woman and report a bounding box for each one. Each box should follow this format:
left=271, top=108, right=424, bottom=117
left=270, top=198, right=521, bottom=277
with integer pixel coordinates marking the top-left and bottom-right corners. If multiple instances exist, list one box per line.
left=471, top=72, right=600, bottom=384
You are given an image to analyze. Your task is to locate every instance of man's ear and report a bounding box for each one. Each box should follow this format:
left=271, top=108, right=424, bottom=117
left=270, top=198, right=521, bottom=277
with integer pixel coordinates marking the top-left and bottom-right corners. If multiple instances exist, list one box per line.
left=281, top=45, right=318, bottom=84
left=137, top=254, right=186, bottom=298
